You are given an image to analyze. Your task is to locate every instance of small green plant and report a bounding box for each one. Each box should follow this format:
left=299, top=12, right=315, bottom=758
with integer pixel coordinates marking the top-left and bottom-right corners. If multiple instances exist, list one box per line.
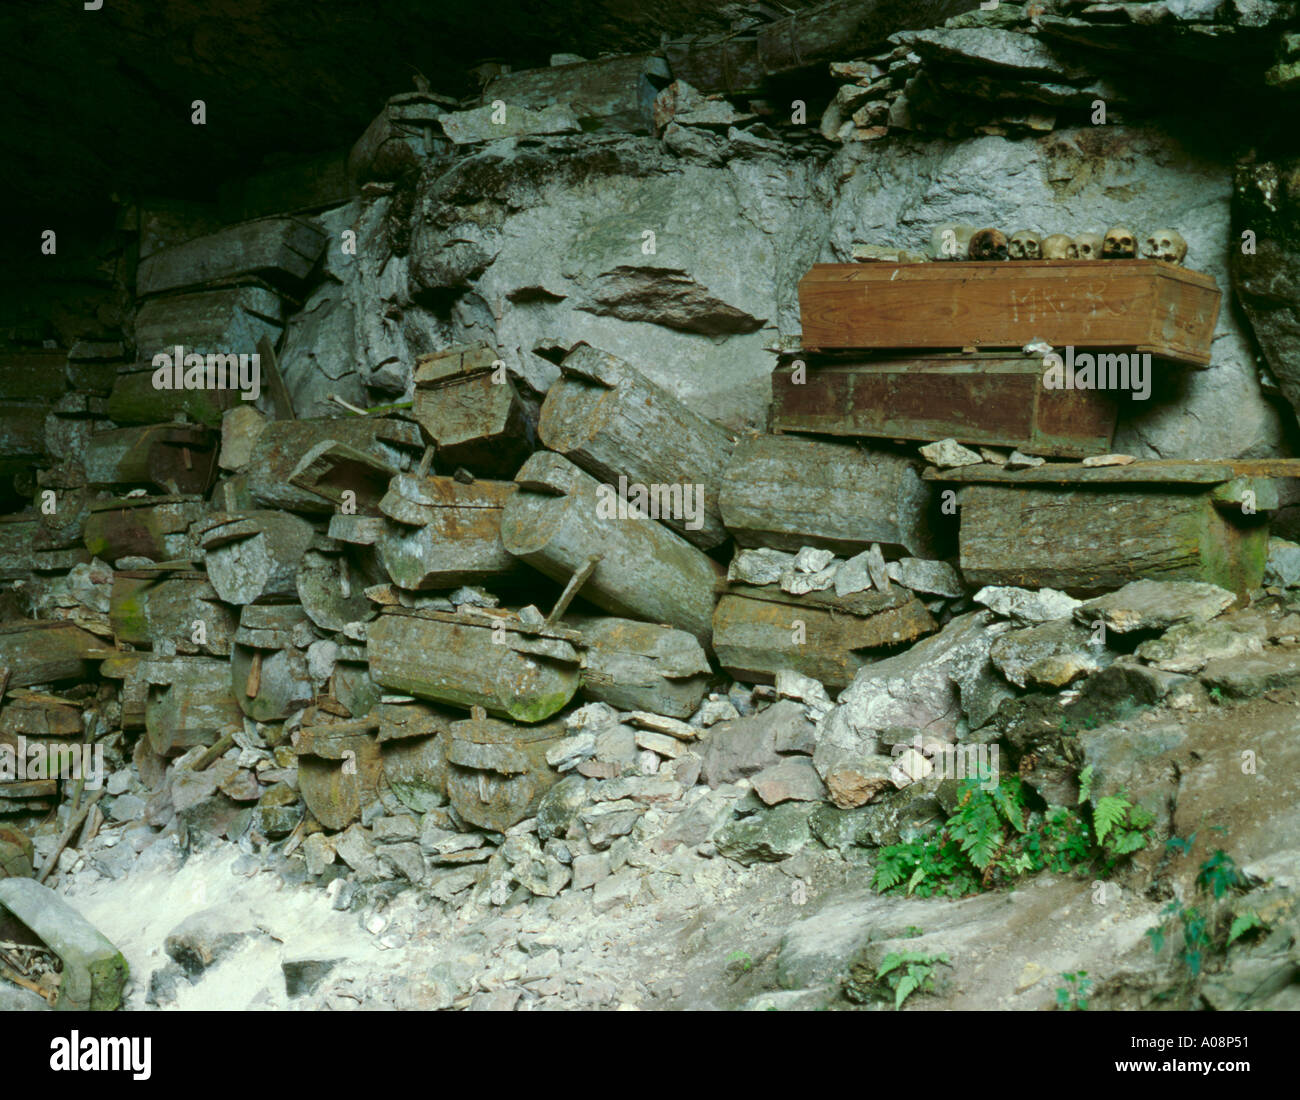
left=872, top=772, right=1150, bottom=899
left=725, top=949, right=752, bottom=973
left=1146, top=849, right=1263, bottom=979
left=903, top=925, right=925, bottom=939
left=1208, top=685, right=1224, bottom=705
left=1056, top=970, right=1092, bottom=1011
left=876, top=950, right=949, bottom=1010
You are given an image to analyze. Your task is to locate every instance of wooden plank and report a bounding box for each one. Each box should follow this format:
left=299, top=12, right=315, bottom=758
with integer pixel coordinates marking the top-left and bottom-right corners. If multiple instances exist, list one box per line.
left=84, top=424, right=218, bottom=495
left=539, top=343, right=736, bottom=550
left=137, top=216, right=326, bottom=298
left=289, top=440, right=398, bottom=513
left=957, top=484, right=1267, bottom=598
left=797, top=261, right=1220, bottom=366
left=718, top=433, right=935, bottom=557
left=773, top=355, right=1117, bottom=458
left=712, top=592, right=937, bottom=690
left=501, top=452, right=723, bottom=646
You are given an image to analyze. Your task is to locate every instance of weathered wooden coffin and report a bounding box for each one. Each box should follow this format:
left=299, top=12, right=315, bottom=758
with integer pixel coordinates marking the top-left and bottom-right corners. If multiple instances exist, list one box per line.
left=0, top=403, right=49, bottom=474
left=565, top=614, right=713, bottom=719
left=482, top=53, right=669, bottom=133
left=243, top=418, right=421, bottom=514
left=797, top=261, right=1221, bottom=367
left=772, top=354, right=1118, bottom=458
left=137, top=216, right=327, bottom=298
left=367, top=607, right=582, bottom=723
left=144, top=656, right=244, bottom=757
left=331, top=644, right=382, bottom=721
left=377, top=473, right=520, bottom=590
left=84, top=424, right=218, bottom=495
left=538, top=343, right=735, bottom=550
left=109, top=569, right=236, bottom=656
left=288, top=440, right=399, bottom=515
left=195, top=510, right=316, bottom=605
left=0, top=621, right=113, bottom=687
left=0, top=350, right=67, bottom=402
left=718, top=434, right=936, bottom=557
left=380, top=701, right=455, bottom=813
left=0, top=695, right=83, bottom=808
left=131, top=284, right=282, bottom=363
left=445, top=711, right=567, bottom=832
left=501, top=452, right=723, bottom=645
left=926, top=459, right=1297, bottom=598
left=231, top=604, right=318, bottom=722
left=294, top=715, right=384, bottom=832
left=711, top=583, right=937, bottom=690
left=296, top=536, right=377, bottom=633
left=83, top=495, right=207, bottom=562
left=412, top=343, right=534, bottom=477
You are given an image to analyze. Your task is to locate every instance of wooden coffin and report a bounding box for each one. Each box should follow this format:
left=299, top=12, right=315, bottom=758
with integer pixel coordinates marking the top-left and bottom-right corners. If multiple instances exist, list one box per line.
left=772, top=354, right=1118, bottom=458
left=565, top=614, right=713, bottom=719
left=797, top=261, right=1220, bottom=367
left=483, top=53, right=669, bottom=133
left=84, top=424, right=218, bottom=495
left=501, top=452, right=723, bottom=646
left=0, top=621, right=114, bottom=687
left=231, top=604, right=317, bottom=722
left=445, top=711, right=567, bottom=832
left=538, top=343, right=735, bottom=550
left=412, top=343, right=534, bottom=477
left=109, top=569, right=236, bottom=656
left=367, top=607, right=582, bottom=724
left=925, top=458, right=1300, bottom=598
left=377, top=474, right=520, bottom=590
left=294, top=715, right=384, bottom=832
left=137, top=216, right=326, bottom=298
left=718, top=434, right=936, bottom=558
left=195, top=510, right=316, bottom=605
left=84, top=495, right=207, bottom=562
left=144, top=656, right=243, bottom=756
left=711, top=583, right=937, bottom=690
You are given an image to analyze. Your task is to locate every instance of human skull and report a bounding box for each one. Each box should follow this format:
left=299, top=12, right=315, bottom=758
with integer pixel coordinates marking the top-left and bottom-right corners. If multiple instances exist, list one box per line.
left=1008, top=230, right=1041, bottom=260
left=968, top=227, right=1009, bottom=261
left=1102, top=226, right=1137, bottom=259
left=1073, top=232, right=1104, bottom=260
left=929, top=223, right=975, bottom=260
left=1141, top=228, right=1188, bottom=265
left=1040, top=234, right=1077, bottom=260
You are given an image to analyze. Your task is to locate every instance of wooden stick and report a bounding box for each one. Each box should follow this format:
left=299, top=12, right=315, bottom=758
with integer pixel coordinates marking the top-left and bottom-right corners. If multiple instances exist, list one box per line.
left=36, top=788, right=105, bottom=884
left=546, top=554, right=602, bottom=624
left=257, top=334, right=296, bottom=421
left=245, top=651, right=262, bottom=699
left=192, top=732, right=236, bottom=772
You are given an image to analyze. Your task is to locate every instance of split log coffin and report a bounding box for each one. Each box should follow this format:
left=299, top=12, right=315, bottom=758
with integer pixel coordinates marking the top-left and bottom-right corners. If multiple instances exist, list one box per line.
left=378, top=701, right=457, bottom=813
left=797, top=261, right=1220, bottom=367
left=122, top=655, right=244, bottom=757
left=538, top=343, right=735, bottom=550
left=445, top=710, right=568, bottom=832
left=501, top=451, right=723, bottom=645
left=564, top=614, right=712, bottom=719
left=230, top=604, right=318, bottom=722
left=0, top=621, right=113, bottom=688
left=925, top=458, right=1300, bottom=598
left=195, top=510, right=316, bottom=605
left=296, top=535, right=377, bottom=633
left=772, top=354, right=1119, bottom=458
left=243, top=417, right=422, bottom=514
left=0, top=694, right=83, bottom=809
left=83, top=495, right=207, bottom=562
left=718, top=433, right=935, bottom=558
left=109, top=568, right=237, bottom=656
left=377, top=473, right=520, bottom=590
left=332, top=644, right=382, bottom=720
left=711, top=582, right=937, bottom=690
left=412, top=343, right=534, bottom=477
left=482, top=53, right=670, bottom=133
left=367, top=607, right=583, bottom=723
left=83, top=424, right=218, bottom=495
left=294, top=715, right=385, bottom=832
left=136, top=216, right=327, bottom=299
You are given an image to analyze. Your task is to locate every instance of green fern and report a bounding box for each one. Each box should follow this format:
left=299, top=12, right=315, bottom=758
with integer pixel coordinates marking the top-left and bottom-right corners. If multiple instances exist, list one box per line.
left=876, top=951, right=949, bottom=1009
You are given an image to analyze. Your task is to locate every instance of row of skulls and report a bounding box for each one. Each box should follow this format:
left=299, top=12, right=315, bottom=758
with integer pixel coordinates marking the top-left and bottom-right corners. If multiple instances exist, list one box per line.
left=929, top=225, right=1189, bottom=264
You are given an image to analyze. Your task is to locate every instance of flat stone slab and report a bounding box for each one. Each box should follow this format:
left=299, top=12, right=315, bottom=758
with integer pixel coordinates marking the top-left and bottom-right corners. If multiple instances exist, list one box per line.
left=0, top=878, right=129, bottom=1010
left=1076, top=579, right=1235, bottom=634
left=1200, top=649, right=1300, bottom=698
